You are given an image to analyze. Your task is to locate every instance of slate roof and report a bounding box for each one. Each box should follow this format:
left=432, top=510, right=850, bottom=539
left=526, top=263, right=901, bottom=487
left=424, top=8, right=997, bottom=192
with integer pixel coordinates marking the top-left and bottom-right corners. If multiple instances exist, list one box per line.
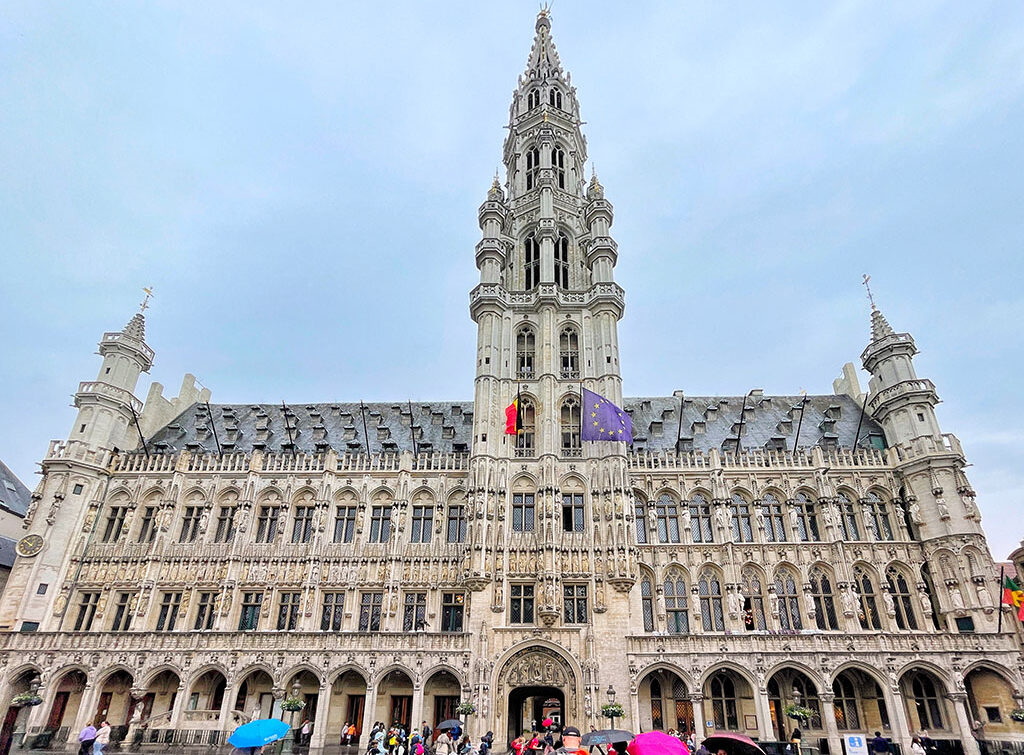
left=147, top=393, right=883, bottom=455
left=0, top=459, right=30, bottom=517
left=0, top=537, right=16, bottom=570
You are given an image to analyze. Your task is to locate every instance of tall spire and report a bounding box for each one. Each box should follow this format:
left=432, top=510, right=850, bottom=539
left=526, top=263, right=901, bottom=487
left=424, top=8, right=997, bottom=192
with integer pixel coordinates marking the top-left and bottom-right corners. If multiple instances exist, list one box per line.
left=523, top=8, right=566, bottom=83
left=122, top=287, right=153, bottom=341
left=870, top=307, right=894, bottom=341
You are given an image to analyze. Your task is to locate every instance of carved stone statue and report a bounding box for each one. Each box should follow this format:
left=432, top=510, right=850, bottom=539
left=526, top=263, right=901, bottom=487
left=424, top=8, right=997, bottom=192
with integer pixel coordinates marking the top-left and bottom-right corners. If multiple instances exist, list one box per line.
left=882, top=590, right=896, bottom=617
left=949, top=584, right=965, bottom=611
left=727, top=590, right=744, bottom=617
left=909, top=500, right=923, bottom=525
left=841, top=588, right=860, bottom=617
left=936, top=497, right=950, bottom=520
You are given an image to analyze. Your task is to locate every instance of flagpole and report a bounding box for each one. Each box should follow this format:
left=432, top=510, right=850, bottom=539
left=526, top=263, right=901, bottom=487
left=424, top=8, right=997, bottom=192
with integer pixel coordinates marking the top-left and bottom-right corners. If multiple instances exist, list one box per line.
left=853, top=391, right=870, bottom=448
left=408, top=400, right=418, bottom=456
left=998, top=564, right=1006, bottom=634
left=359, top=401, right=371, bottom=457
left=675, top=391, right=685, bottom=453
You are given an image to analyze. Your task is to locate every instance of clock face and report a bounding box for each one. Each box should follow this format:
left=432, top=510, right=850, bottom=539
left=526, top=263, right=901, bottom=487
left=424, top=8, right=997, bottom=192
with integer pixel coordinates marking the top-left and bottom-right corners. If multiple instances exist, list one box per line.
left=16, top=534, right=44, bottom=558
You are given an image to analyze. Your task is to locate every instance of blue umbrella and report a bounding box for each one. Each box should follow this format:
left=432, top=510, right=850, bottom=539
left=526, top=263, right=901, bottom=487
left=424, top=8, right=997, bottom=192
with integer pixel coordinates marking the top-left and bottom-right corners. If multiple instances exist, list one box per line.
left=228, top=718, right=292, bottom=749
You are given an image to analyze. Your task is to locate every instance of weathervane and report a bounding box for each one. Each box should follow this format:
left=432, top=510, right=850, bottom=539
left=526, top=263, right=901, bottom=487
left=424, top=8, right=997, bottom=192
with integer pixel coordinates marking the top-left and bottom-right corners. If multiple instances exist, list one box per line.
left=140, top=286, right=154, bottom=313
left=862, top=274, right=875, bottom=310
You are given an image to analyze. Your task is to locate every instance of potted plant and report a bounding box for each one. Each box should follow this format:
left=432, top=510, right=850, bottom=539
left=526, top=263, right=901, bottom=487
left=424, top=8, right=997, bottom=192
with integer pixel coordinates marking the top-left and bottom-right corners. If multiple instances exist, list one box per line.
left=455, top=701, right=476, bottom=716
left=600, top=703, right=625, bottom=719
left=11, top=692, right=43, bottom=707
left=1009, top=708, right=1024, bottom=722
left=784, top=704, right=814, bottom=722
left=281, top=697, right=306, bottom=712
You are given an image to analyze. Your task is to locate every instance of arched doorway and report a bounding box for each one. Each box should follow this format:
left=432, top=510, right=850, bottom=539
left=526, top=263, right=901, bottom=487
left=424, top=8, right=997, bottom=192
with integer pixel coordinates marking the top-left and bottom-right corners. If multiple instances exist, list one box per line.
left=376, top=669, right=414, bottom=731
left=767, top=668, right=822, bottom=742
left=496, top=646, right=577, bottom=747
left=41, top=670, right=87, bottom=745
left=965, top=666, right=1018, bottom=742
left=638, top=668, right=692, bottom=736
left=326, top=670, right=367, bottom=746
left=0, top=670, right=40, bottom=755
left=424, top=671, right=462, bottom=733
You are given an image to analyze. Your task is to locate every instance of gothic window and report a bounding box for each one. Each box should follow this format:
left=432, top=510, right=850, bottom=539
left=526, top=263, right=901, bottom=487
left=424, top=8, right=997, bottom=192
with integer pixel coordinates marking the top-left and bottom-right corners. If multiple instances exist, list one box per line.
left=656, top=494, right=682, bottom=543
left=559, top=327, right=580, bottom=378
left=563, top=584, right=588, bottom=624
left=239, top=592, right=263, bottom=631
left=664, top=570, right=689, bottom=634
left=512, top=493, right=536, bottom=532
left=864, top=491, right=894, bottom=541
left=836, top=492, right=861, bottom=540
left=516, top=325, right=536, bottom=377
left=110, top=591, right=135, bottom=632
left=441, top=592, right=465, bottom=632
left=855, top=566, right=882, bottom=630
left=791, top=676, right=823, bottom=729
left=650, top=679, right=664, bottom=730
left=369, top=504, right=392, bottom=543
left=527, top=88, right=540, bottom=110
left=524, top=235, right=540, bottom=290
left=741, top=567, right=767, bottom=630
left=794, top=492, right=820, bottom=542
left=214, top=504, right=236, bottom=543
left=277, top=592, right=301, bottom=630
left=515, top=397, right=536, bottom=456
left=525, top=147, right=540, bottom=191
left=73, top=591, right=99, bottom=631
left=709, top=674, right=739, bottom=730
left=909, top=672, right=945, bottom=730
left=403, top=592, right=427, bottom=631
left=810, top=566, right=839, bottom=630
left=410, top=504, right=433, bottom=543
left=561, top=395, right=582, bottom=457
left=833, top=675, right=861, bottom=730
left=256, top=504, right=280, bottom=543
left=760, top=492, right=787, bottom=542
left=552, top=147, right=566, bottom=190
left=291, top=505, right=315, bottom=544
left=555, top=232, right=570, bottom=286
left=510, top=584, right=535, bottom=624
left=446, top=505, right=467, bottom=543
left=179, top=506, right=202, bottom=543
left=137, top=505, right=158, bottom=544
left=358, top=592, right=383, bottom=631
left=561, top=493, right=584, bottom=531
left=699, top=569, right=725, bottom=631
left=775, top=570, right=803, bottom=630
left=689, top=493, right=714, bottom=543
left=886, top=567, right=919, bottom=630
left=548, top=87, right=562, bottom=109
left=194, top=592, right=216, bottom=631
left=333, top=505, right=356, bottom=543
left=641, top=574, right=655, bottom=631
left=634, top=500, right=648, bottom=544
left=730, top=493, right=753, bottom=542
left=101, top=505, right=128, bottom=542
left=321, top=593, right=345, bottom=631
left=156, top=592, right=182, bottom=631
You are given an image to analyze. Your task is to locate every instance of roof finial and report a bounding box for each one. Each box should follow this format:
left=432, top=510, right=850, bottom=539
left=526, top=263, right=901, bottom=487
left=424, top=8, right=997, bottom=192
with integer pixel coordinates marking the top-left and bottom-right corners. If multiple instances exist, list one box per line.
left=862, top=274, right=876, bottom=311
left=139, top=286, right=154, bottom=313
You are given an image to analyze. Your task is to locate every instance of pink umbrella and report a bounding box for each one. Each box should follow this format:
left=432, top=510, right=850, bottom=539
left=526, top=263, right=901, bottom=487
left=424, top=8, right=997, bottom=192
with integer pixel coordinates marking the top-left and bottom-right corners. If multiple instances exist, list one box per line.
left=627, top=731, right=690, bottom=755
left=701, top=732, right=767, bottom=755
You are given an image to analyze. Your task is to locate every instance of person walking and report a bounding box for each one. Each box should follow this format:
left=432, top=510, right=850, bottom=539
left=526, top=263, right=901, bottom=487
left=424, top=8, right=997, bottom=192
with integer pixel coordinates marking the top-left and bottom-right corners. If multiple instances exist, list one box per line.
left=92, top=722, right=111, bottom=755
left=422, top=722, right=433, bottom=742
left=77, top=723, right=97, bottom=755
left=435, top=729, right=452, bottom=755
left=557, top=726, right=587, bottom=755
left=871, top=731, right=889, bottom=755
left=910, top=737, right=926, bottom=755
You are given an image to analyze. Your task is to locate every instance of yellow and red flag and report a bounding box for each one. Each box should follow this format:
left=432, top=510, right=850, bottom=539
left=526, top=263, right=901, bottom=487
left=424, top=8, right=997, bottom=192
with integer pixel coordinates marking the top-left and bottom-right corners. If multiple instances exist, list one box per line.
left=1002, top=576, right=1024, bottom=621
left=505, top=391, right=523, bottom=435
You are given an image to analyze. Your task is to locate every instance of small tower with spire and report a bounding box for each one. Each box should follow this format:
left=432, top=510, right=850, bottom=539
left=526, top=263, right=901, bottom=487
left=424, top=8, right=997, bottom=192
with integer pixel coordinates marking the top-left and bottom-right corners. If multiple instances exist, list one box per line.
left=69, top=293, right=155, bottom=451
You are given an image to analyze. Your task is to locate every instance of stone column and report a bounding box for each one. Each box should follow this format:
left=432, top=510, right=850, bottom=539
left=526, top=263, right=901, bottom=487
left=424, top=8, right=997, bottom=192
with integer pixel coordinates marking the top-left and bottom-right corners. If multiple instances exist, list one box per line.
left=309, top=682, right=332, bottom=750
left=410, top=684, right=425, bottom=741
left=630, top=690, right=641, bottom=737
left=72, top=683, right=100, bottom=734
left=217, top=680, right=238, bottom=737
left=947, top=693, right=980, bottom=755
left=359, top=686, right=379, bottom=751
left=689, top=695, right=706, bottom=747
left=753, top=686, right=774, bottom=742
left=884, top=687, right=913, bottom=755
left=818, top=692, right=842, bottom=755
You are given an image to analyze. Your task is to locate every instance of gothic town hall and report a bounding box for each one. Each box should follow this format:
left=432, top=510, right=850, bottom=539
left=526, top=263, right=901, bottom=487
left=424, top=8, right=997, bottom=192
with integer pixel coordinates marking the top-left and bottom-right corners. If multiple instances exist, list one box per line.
left=0, top=12, right=1019, bottom=755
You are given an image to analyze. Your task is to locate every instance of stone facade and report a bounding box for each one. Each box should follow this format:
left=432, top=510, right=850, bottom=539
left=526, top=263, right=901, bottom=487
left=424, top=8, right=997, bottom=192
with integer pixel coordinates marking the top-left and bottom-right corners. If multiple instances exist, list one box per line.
left=0, top=11, right=1020, bottom=755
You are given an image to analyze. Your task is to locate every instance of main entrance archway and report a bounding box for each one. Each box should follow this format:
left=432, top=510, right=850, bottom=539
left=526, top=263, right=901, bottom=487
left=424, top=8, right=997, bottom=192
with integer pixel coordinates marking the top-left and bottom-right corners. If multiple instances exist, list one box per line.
left=495, top=645, right=578, bottom=747
left=507, top=687, right=564, bottom=743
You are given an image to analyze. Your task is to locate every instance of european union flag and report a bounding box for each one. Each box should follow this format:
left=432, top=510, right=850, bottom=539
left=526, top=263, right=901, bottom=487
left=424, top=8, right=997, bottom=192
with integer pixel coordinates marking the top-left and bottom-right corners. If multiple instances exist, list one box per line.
left=581, top=388, right=633, bottom=443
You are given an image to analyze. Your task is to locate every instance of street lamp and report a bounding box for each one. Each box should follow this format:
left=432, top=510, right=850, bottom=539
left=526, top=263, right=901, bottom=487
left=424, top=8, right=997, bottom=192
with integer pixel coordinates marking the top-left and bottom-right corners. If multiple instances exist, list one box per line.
left=606, top=686, right=617, bottom=730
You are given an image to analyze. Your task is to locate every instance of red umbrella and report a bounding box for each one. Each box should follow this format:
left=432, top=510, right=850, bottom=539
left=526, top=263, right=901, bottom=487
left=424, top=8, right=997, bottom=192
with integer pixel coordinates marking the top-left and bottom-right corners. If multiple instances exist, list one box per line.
left=627, top=731, right=690, bottom=755
left=701, top=733, right=767, bottom=755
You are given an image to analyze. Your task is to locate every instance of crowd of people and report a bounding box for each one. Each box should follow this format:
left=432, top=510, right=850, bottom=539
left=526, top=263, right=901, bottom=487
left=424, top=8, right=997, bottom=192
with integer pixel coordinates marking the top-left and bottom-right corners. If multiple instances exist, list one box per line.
left=360, top=719, right=496, bottom=755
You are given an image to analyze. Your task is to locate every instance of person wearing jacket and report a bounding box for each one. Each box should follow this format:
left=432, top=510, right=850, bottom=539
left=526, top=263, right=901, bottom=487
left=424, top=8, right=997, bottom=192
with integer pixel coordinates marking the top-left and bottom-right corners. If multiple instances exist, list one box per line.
left=92, top=722, right=111, bottom=755
left=77, top=724, right=97, bottom=755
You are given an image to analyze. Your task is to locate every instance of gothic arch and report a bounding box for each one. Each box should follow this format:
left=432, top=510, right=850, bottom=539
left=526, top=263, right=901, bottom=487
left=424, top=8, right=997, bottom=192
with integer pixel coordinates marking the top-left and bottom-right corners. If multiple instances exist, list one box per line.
left=140, top=486, right=164, bottom=504
left=421, top=664, right=467, bottom=689
left=492, top=640, right=583, bottom=719
left=186, top=662, right=231, bottom=687
left=684, top=486, right=713, bottom=502
left=654, top=488, right=681, bottom=503
left=897, top=660, right=951, bottom=687
left=141, top=663, right=184, bottom=688
left=282, top=664, right=325, bottom=687
left=961, top=659, right=1020, bottom=689
left=371, top=664, right=416, bottom=688
left=829, top=661, right=888, bottom=688
left=327, top=664, right=369, bottom=686
left=765, top=661, right=824, bottom=691
left=237, top=663, right=277, bottom=685
left=256, top=486, right=285, bottom=503
left=291, top=486, right=318, bottom=504
left=93, top=664, right=136, bottom=687
left=216, top=486, right=242, bottom=501
left=369, top=486, right=396, bottom=501
left=558, top=473, right=585, bottom=490
left=699, top=662, right=758, bottom=691
left=729, top=486, right=754, bottom=501
left=636, top=662, right=695, bottom=692
left=510, top=472, right=540, bottom=490
left=334, top=486, right=359, bottom=501
left=4, top=663, right=43, bottom=685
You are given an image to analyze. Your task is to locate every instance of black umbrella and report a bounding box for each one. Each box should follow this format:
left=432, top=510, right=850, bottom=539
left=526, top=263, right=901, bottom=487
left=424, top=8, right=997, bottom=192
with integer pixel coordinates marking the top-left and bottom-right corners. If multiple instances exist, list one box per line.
left=437, top=720, right=463, bottom=731
left=701, top=733, right=768, bottom=755
left=581, top=730, right=634, bottom=746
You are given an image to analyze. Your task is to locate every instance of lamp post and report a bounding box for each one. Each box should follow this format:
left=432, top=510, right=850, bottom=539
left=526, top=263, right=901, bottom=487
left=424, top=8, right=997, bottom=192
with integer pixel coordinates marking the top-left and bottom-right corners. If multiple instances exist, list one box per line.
left=606, top=686, right=617, bottom=730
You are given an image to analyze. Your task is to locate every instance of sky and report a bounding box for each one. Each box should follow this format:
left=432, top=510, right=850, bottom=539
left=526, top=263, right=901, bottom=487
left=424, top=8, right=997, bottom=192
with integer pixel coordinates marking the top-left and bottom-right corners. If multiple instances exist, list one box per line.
left=1, top=2, right=1022, bottom=557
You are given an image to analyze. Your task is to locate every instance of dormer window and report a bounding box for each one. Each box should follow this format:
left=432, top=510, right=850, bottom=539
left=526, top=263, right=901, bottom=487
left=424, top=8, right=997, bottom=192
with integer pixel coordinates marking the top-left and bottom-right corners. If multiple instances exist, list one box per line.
left=552, top=146, right=566, bottom=189
left=555, top=232, right=569, bottom=288
left=524, top=234, right=540, bottom=290
left=527, top=88, right=540, bottom=110
left=525, top=147, right=540, bottom=191
left=549, top=88, right=562, bottom=109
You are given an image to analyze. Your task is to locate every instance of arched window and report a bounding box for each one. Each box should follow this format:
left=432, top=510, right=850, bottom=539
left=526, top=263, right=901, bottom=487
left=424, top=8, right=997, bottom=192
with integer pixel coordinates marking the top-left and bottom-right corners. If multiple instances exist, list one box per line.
left=730, top=493, right=753, bottom=542
left=775, top=570, right=802, bottom=630
left=832, top=675, right=861, bottom=730
left=555, top=232, right=569, bottom=287
left=810, top=567, right=839, bottom=630
left=708, top=674, right=738, bottom=729
left=559, top=327, right=579, bottom=378
left=909, top=672, right=945, bottom=730
left=699, top=569, right=725, bottom=631
left=792, top=675, right=823, bottom=729
left=854, top=566, right=882, bottom=630
left=864, top=492, right=894, bottom=541
left=920, top=564, right=944, bottom=630
left=525, top=147, right=540, bottom=191
left=634, top=499, right=648, bottom=544
left=649, top=678, right=664, bottom=729
left=641, top=574, right=655, bottom=631
left=760, top=492, right=786, bottom=542
left=886, top=567, right=918, bottom=630
left=741, top=567, right=767, bottom=630
left=523, top=235, right=540, bottom=291
left=560, top=395, right=581, bottom=457
left=690, top=493, right=713, bottom=543
left=672, top=679, right=692, bottom=732
left=527, top=88, right=541, bottom=110
left=836, top=492, right=861, bottom=540
left=516, top=326, right=535, bottom=378
left=656, top=494, right=681, bottom=544
left=665, top=570, right=689, bottom=634
left=514, top=396, right=536, bottom=457
left=552, top=146, right=566, bottom=190
left=548, top=88, right=562, bottom=109
left=794, top=492, right=820, bottom=542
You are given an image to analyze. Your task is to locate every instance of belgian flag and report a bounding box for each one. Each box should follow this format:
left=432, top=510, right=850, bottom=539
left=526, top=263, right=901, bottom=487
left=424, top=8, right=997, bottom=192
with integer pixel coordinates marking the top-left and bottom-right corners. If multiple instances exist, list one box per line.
left=505, top=388, right=523, bottom=435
